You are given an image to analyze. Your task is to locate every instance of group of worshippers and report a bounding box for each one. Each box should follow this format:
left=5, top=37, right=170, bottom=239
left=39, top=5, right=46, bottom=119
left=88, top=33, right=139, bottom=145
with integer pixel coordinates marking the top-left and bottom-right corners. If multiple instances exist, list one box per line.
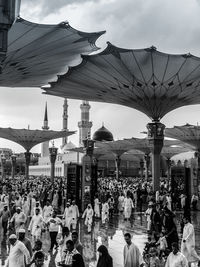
left=143, top=199, right=200, bottom=267
left=6, top=230, right=86, bottom=267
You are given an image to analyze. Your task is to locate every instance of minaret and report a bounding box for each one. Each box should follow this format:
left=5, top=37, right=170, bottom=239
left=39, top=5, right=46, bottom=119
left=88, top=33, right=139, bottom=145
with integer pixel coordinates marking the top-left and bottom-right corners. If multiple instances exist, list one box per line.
left=41, top=102, right=49, bottom=157
left=78, top=100, right=93, bottom=146
left=62, top=98, right=68, bottom=147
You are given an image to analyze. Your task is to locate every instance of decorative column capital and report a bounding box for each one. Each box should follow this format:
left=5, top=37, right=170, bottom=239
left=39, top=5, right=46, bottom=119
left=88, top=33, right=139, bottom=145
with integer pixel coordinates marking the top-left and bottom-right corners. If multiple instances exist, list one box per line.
left=147, top=122, right=165, bottom=139
left=147, top=122, right=165, bottom=154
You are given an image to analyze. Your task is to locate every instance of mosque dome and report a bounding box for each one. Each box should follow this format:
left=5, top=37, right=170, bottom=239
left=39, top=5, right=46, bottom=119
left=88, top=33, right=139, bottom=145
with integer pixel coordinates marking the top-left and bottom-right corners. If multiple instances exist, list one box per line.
left=92, top=125, right=114, bottom=142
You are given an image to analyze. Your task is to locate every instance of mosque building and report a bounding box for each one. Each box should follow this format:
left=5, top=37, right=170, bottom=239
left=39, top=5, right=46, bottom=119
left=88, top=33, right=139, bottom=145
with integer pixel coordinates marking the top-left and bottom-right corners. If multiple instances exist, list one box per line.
left=29, top=99, right=140, bottom=178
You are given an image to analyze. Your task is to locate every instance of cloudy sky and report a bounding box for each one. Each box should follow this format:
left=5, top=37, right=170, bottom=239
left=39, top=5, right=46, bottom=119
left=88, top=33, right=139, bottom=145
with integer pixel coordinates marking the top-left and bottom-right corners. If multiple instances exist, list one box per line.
left=1, top=0, right=200, bottom=153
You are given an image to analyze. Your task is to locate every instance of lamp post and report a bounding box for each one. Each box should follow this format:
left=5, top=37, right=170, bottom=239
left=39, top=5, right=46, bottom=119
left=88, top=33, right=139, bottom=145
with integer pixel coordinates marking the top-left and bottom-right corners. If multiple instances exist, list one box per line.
left=82, top=138, right=95, bottom=210
left=0, top=0, right=21, bottom=64
left=1, top=155, right=6, bottom=180
left=11, top=154, right=17, bottom=179
left=147, top=121, right=165, bottom=191
left=49, top=145, right=58, bottom=183
left=24, top=151, right=31, bottom=180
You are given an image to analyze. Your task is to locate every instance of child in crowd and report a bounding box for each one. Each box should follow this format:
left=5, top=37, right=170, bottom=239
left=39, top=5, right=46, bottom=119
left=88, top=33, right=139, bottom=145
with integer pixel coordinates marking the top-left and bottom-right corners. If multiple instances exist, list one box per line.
left=148, top=247, right=160, bottom=267
left=156, top=231, right=168, bottom=256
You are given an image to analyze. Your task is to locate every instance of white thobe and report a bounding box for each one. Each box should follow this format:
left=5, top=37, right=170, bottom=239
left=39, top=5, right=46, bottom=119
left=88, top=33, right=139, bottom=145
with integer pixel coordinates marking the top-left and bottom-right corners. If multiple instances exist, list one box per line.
left=22, top=201, right=30, bottom=218
left=43, top=205, right=53, bottom=223
left=28, top=214, right=44, bottom=239
left=181, top=222, right=200, bottom=263
left=82, top=208, right=93, bottom=232
left=144, top=207, right=152, bottom=231
left=101, top=203, right=109, bottom=223
left=165, top=251, right=188, bottom=267
left=123, top=243, right=143, bottom=267
left=71, top=205, right=79, bottom=229
left=6, top=240, right=30, bottom=267
left=94, top=198, right=100, bottom=217
left=63, top=206, right=73, bottom=228
left=11, top=212, right=26, bottom=233
left=124, top=198, right=134, bottom=219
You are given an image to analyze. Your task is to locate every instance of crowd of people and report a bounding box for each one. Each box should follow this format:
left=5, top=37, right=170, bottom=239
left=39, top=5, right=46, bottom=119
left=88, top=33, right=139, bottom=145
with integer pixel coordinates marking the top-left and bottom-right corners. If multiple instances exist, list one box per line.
left=0, top=175, right=199, bottom=267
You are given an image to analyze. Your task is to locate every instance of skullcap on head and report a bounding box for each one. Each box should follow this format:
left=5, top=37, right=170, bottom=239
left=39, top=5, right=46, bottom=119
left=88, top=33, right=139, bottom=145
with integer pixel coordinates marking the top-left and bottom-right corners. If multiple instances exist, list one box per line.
left=18, top=228, right=26, bottom=233
left=9, top=234, right=17, bottom=239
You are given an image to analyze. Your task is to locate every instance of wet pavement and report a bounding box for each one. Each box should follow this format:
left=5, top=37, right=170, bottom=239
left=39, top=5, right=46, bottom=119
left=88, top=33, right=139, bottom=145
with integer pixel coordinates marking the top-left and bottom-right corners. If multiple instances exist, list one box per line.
left=0, top=211, right=200, bottom=267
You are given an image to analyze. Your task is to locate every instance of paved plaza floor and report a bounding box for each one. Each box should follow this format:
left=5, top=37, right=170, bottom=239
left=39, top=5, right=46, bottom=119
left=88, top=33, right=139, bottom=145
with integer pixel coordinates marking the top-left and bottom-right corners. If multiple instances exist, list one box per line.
left=0, top=211, right=200, bottom=267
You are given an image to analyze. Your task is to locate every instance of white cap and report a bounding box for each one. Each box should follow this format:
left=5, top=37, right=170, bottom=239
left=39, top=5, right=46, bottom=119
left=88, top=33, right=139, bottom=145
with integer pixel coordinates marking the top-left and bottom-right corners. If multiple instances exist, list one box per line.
left=9, top=234, right=17, bottom=239
left=18, top=229, right=26, bottom=233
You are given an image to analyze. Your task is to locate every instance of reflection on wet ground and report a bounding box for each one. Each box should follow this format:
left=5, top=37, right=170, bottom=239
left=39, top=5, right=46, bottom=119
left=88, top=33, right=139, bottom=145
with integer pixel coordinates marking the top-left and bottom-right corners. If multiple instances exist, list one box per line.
left=0, top=212, right=200, bottom=267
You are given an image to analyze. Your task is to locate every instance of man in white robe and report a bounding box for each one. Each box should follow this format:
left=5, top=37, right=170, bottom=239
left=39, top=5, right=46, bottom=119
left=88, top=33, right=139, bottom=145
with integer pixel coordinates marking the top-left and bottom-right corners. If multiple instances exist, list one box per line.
left=10, top=207, right=26, bottom=234
left=6, top=234, right=30, bottom=267
left=101, top=200, right=109, bottom=224
left=62, top=202, right=73, bottom=230
left=43, top=200, right=53, bottom=223
left=28, top=208, right=44, bottom=241
left=70, top=200, right=79, bottom=230
left=124, top=195, right=134, bottom=220
left=123, top=233, right=144, bottom=267
left=166, top=242, right=188, bottom=267
left=181, top=217, right=200, bottom=265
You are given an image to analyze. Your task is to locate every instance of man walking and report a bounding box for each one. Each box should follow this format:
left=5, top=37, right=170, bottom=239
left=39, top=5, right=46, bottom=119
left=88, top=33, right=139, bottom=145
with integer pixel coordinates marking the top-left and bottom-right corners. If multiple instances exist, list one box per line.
left=166, top=242, right=188, bottom=267
left=10, top=207, right=26, bottom=234
left=47, top=210, right=62, bottom=252
left=123, top=233, right=144, bottom=267
left=0, top=204, right=10, bottom=236
left=6, top=234, right=30, bottom=267
left=18, top=228, right=32, bottom=257
left=71, top=200, right=79, bottom=230
left=181, top=216, right=200, bottom=266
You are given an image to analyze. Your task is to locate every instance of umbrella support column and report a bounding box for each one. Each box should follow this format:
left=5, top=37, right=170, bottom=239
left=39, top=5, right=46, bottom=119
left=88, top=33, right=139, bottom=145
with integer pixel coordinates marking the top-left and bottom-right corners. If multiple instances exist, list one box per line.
left=147, top=121, right=165, bottom=192
left=115, top=155, right=121, bottom=180
left=144, top=154, right=150, bottom=181
left=24, top=151, right=31, bottom=180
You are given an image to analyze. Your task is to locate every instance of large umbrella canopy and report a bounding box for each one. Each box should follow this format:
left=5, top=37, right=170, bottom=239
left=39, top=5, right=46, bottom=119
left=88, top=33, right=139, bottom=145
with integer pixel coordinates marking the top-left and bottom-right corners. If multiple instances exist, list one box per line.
left=161, top=146, right=192, bottom=159
left=165, top=124, right=200, bottom=150
left=44, top=42, right=200, bottom=121
left=68, top=146, right=108, bottom=159
left=0, top=17, right=105, bottom=87
left=0, top=127, right=75, bottom=151
left=95, top=139, right=138, bottom=157
left=124, top=137, right=185, bottom=155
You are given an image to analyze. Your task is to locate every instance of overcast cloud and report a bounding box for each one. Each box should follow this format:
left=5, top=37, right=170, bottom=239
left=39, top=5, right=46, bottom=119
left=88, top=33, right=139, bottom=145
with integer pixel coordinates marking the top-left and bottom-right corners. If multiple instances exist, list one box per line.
left=1, top=0, right=200, bottom=153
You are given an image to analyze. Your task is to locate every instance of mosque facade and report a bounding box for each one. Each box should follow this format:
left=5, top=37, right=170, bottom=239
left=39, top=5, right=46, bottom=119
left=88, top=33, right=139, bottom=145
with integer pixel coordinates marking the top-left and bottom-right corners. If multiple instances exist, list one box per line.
left=29, top=100, right=140, bottom=178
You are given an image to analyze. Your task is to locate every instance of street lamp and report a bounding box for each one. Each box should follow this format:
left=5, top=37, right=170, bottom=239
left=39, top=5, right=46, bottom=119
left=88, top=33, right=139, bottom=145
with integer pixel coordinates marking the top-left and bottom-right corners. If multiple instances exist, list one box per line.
left=49, top=144, right=58, bottom=183
left=11, top=154, right=17, bottom=179
left=0, top=0, right=21, bottom=64
left=82, top=138, right=96, bottom=209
